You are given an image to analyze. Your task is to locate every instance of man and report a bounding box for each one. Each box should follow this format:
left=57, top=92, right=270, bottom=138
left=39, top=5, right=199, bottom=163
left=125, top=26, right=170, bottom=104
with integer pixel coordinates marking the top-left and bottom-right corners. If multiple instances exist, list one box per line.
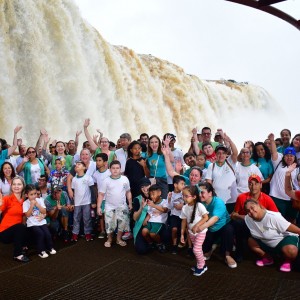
left=192, top=127, right=220, bottom=155
left=16, top=141, right=27, bottom=177
left=231, top=174, right=279, bottom=262
left=182, top=152, right=196, bottom=178
left=115, top=133, right=131, bottom=173
left=45, top=184, right=72, bottom=242
left=206, top=134, right=238, bottom=214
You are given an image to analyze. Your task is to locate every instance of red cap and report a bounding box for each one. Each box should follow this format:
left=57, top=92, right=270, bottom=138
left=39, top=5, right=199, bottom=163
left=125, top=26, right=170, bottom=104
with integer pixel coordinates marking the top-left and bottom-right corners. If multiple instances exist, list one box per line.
left=248, top=174, right=262, bottom=183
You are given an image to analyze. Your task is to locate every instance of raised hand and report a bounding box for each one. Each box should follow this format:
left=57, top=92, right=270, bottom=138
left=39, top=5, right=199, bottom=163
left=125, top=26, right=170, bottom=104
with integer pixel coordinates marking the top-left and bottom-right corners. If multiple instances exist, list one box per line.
left=14, top=126, right=22, bottom=134
left=83, top=118, right=90, bottom=128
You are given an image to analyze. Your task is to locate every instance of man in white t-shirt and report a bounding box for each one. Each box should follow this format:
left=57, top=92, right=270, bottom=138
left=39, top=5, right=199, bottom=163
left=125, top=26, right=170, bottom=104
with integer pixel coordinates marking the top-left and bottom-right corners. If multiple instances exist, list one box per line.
left=244, top=199, right=300, bottom=273
left=114, top=133, right=131, bottom=173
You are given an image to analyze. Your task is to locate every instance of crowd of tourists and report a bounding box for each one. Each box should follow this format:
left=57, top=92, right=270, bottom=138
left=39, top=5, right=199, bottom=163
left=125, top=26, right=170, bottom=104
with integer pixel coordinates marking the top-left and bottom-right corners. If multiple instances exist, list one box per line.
left=1, top=121, right=300, bottom=277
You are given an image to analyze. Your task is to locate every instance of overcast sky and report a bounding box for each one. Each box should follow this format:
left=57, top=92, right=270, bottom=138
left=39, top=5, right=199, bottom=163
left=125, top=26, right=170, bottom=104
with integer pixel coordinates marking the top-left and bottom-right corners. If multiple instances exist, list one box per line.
left=74, top=0, right=300, bottom=138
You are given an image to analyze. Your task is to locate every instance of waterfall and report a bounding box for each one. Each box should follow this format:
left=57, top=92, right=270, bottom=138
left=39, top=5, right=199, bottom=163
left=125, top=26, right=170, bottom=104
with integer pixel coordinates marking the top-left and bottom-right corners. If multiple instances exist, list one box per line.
left=0, top=0, right=279, bottom=148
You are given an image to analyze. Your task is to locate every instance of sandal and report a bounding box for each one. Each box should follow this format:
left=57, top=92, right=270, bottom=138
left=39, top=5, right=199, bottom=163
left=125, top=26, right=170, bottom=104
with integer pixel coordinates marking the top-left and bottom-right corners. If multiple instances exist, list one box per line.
left=104, top=240, right=112, bottom=248
left=116, top=240, right=127, bottom=247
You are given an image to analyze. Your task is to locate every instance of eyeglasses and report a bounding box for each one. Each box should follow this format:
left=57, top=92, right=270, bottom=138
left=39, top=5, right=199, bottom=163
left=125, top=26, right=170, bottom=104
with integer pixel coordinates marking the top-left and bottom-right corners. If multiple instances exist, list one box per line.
left=202, top=132, right=211, bottom=136
left=241, top=151, right=250, bottom=154
left=100, top=141, right=109, bottom=144
left=27, top=151, right=36, bottom=154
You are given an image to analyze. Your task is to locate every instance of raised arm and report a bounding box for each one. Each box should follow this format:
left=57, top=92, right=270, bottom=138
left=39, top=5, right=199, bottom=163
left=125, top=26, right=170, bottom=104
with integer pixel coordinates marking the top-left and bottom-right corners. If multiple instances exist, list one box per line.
left=285, top=163, right=299, bottom=200
left=75, top=130, right=82, bottom=152
left=191, top=128, right=200, bottom=155
left=224, top=133, right=238, bottom=163
left=83, top=119, right=98, bottom=151
left=7, top=126, right=22, bottom=157
left=268, top=133, right=278, bottom=161
left=161, top=146, right=179, bottom=178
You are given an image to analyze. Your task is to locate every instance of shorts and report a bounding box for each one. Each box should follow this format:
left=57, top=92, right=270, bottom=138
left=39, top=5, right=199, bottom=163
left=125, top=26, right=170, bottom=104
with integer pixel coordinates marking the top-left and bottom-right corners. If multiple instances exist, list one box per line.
left=169, top=215, right=181, bottom=230
left=144, top=222, right=164, bottom=234
left=105, top=206, right=130, bottom=234
left=254, top=235, right=299, bottom=255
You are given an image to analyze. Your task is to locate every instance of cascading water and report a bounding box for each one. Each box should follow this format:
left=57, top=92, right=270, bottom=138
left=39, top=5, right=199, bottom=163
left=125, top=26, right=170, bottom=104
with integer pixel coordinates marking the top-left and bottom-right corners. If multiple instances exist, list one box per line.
left=0, top=0, right=279, bottom=148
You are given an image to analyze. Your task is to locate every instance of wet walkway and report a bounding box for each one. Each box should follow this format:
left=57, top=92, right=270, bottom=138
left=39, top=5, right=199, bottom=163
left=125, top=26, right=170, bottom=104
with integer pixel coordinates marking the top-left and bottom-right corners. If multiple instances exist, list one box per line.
left=1, top=238, right=300, bottom=299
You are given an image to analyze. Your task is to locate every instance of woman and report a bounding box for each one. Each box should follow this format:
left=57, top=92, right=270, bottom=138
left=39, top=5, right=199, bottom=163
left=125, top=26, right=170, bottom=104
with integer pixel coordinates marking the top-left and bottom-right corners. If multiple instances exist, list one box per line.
left=235, top=148, right=263, bottom=195
left=145, top=135, right=173, bottom=198
left=197, top=182, right=237, bottom=268
left=0, top=176, right=29, bottom=262
left=268, top=133, right=298, bottom=222
left=42, top=138, right=73, bottom=171
left=0, top=162, right=16, bottom=196
left=16, top=147, right=48, bottom=184
left=83, top=119, right=115, bottom=165
left=244, top=199, right=300, bottom=272
left=290, top=133, right=300, bottom=165
left=252, top=142, right=273, bottom=194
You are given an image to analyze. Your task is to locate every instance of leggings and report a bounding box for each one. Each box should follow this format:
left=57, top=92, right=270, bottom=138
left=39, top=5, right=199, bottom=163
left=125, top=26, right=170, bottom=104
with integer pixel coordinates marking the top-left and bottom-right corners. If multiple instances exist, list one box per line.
left=189, top=232, right=206, bottom=268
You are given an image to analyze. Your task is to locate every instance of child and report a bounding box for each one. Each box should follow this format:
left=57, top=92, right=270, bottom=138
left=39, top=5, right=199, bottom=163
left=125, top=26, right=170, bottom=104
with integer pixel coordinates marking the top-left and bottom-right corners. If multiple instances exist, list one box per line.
left=71, top=161, right=95, bottom=242
left=196, top=153, right=210, bottom=181
left=97, top=160, right=132, bottom=247
left=48, top=157, right=70, bottom=192
left=142, top=184, right=169, bottom=253
left=23, top=184, right=56, bottom=258
left=168, top=175, right=185, bottom=254
left=180, top=185, right=209, bottom=276
left=92, top=153, right=111, bottom=238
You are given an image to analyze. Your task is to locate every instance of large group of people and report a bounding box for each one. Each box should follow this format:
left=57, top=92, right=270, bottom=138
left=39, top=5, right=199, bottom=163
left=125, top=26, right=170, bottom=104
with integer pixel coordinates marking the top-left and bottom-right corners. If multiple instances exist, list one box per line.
left=0, top=123, right=300, bottom=277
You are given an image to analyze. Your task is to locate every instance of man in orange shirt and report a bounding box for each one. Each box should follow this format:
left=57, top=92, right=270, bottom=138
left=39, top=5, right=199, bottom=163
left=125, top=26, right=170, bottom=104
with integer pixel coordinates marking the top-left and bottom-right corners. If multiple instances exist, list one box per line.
left=231, top=174, right=279, bottom=262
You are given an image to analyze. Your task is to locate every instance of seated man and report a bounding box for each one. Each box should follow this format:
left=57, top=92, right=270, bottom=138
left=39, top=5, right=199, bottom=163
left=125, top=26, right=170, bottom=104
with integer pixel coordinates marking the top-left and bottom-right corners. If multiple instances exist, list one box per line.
left=244, top=199, right=300, bottom=272
left=44, top=184, right=72, bottom=242
left=231, top=174, right=279, bottom=261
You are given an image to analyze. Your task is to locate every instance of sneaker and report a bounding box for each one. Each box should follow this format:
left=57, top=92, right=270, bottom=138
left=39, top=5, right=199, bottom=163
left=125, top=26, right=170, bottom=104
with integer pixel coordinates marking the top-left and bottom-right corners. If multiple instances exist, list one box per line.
left=48, top=248, right=57, bottom=255
left=256, top=257, right=274, bottom=267
left=71, top=233, right=78, bottom=242
left=14, top=255, right=30, bottom=263
left=193, top=265, right=208, bottom=277
left=280, top=261, right=291, bottom=272
left=157, top=244, right=166, bottom=253
left=38, top=251, right=49, bottom=259
left=85, top=234, right=93, bottom=242
left=171, top=245, right=178, bottom=255
left=225, top=255, right=237, bottom=268
left=122, top=231, right=133, bottom=241
left=98, top=231, right=106, bottom=239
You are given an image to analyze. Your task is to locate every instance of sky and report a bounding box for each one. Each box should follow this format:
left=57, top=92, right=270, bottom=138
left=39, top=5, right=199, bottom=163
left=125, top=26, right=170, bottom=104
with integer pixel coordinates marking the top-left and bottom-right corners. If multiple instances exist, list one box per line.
left=74, top=0, right=300, bottom=141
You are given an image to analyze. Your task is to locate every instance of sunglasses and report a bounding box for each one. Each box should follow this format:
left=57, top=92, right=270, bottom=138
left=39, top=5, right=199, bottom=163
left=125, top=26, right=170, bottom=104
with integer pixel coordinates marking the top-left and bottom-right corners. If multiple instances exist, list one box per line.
left=27, top=151, right=36, bottom=154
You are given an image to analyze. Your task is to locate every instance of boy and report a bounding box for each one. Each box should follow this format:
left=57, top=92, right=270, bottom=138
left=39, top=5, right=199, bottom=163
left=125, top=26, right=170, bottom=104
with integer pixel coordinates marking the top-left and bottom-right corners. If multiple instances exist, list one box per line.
left=97, top=160, right=132, bottom=247
left=48, top=157, right=70, bottom=192
left=71, top=161, right=95, bottom=242
left=92, top=153, right=111, bottom=238
left=168, top=175, right=185, bottom=254
left=142, top=184, right=169, bottom=253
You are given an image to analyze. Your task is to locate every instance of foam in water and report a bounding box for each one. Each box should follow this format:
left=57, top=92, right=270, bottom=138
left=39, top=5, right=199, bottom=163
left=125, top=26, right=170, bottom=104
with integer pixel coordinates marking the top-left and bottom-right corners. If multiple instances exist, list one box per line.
left=0, top=0, right=280, bottom=149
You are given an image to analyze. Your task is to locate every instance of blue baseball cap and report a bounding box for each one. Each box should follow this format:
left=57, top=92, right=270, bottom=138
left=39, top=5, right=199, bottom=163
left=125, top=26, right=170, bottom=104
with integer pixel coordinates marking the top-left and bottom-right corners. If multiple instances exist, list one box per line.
left=284, top=147, right=296, bottom=156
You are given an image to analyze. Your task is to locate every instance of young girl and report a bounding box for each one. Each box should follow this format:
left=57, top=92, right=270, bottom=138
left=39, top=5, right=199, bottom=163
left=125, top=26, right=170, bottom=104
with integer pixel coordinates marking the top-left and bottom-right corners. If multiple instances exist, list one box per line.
left=124, top=141, right=149, bottom=198
left=23, top=184, right=56, bottom=258
left=180, top=185, right=209, bottom=276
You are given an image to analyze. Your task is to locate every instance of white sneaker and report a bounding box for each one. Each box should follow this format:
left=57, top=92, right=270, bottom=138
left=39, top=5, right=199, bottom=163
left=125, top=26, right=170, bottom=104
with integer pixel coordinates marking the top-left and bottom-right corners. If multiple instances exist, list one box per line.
left=49, top=248, right=57, bottom=255
left=38, top=251, right=49, bottom=258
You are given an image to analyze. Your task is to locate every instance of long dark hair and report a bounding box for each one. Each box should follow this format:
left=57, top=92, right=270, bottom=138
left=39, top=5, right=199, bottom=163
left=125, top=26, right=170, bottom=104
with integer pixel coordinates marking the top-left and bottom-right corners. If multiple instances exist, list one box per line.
left=183, top=185, right=200, bottom=224
left=252, top=142, right=271, bottom=162
left=0, top=162, right=16, bottom=183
